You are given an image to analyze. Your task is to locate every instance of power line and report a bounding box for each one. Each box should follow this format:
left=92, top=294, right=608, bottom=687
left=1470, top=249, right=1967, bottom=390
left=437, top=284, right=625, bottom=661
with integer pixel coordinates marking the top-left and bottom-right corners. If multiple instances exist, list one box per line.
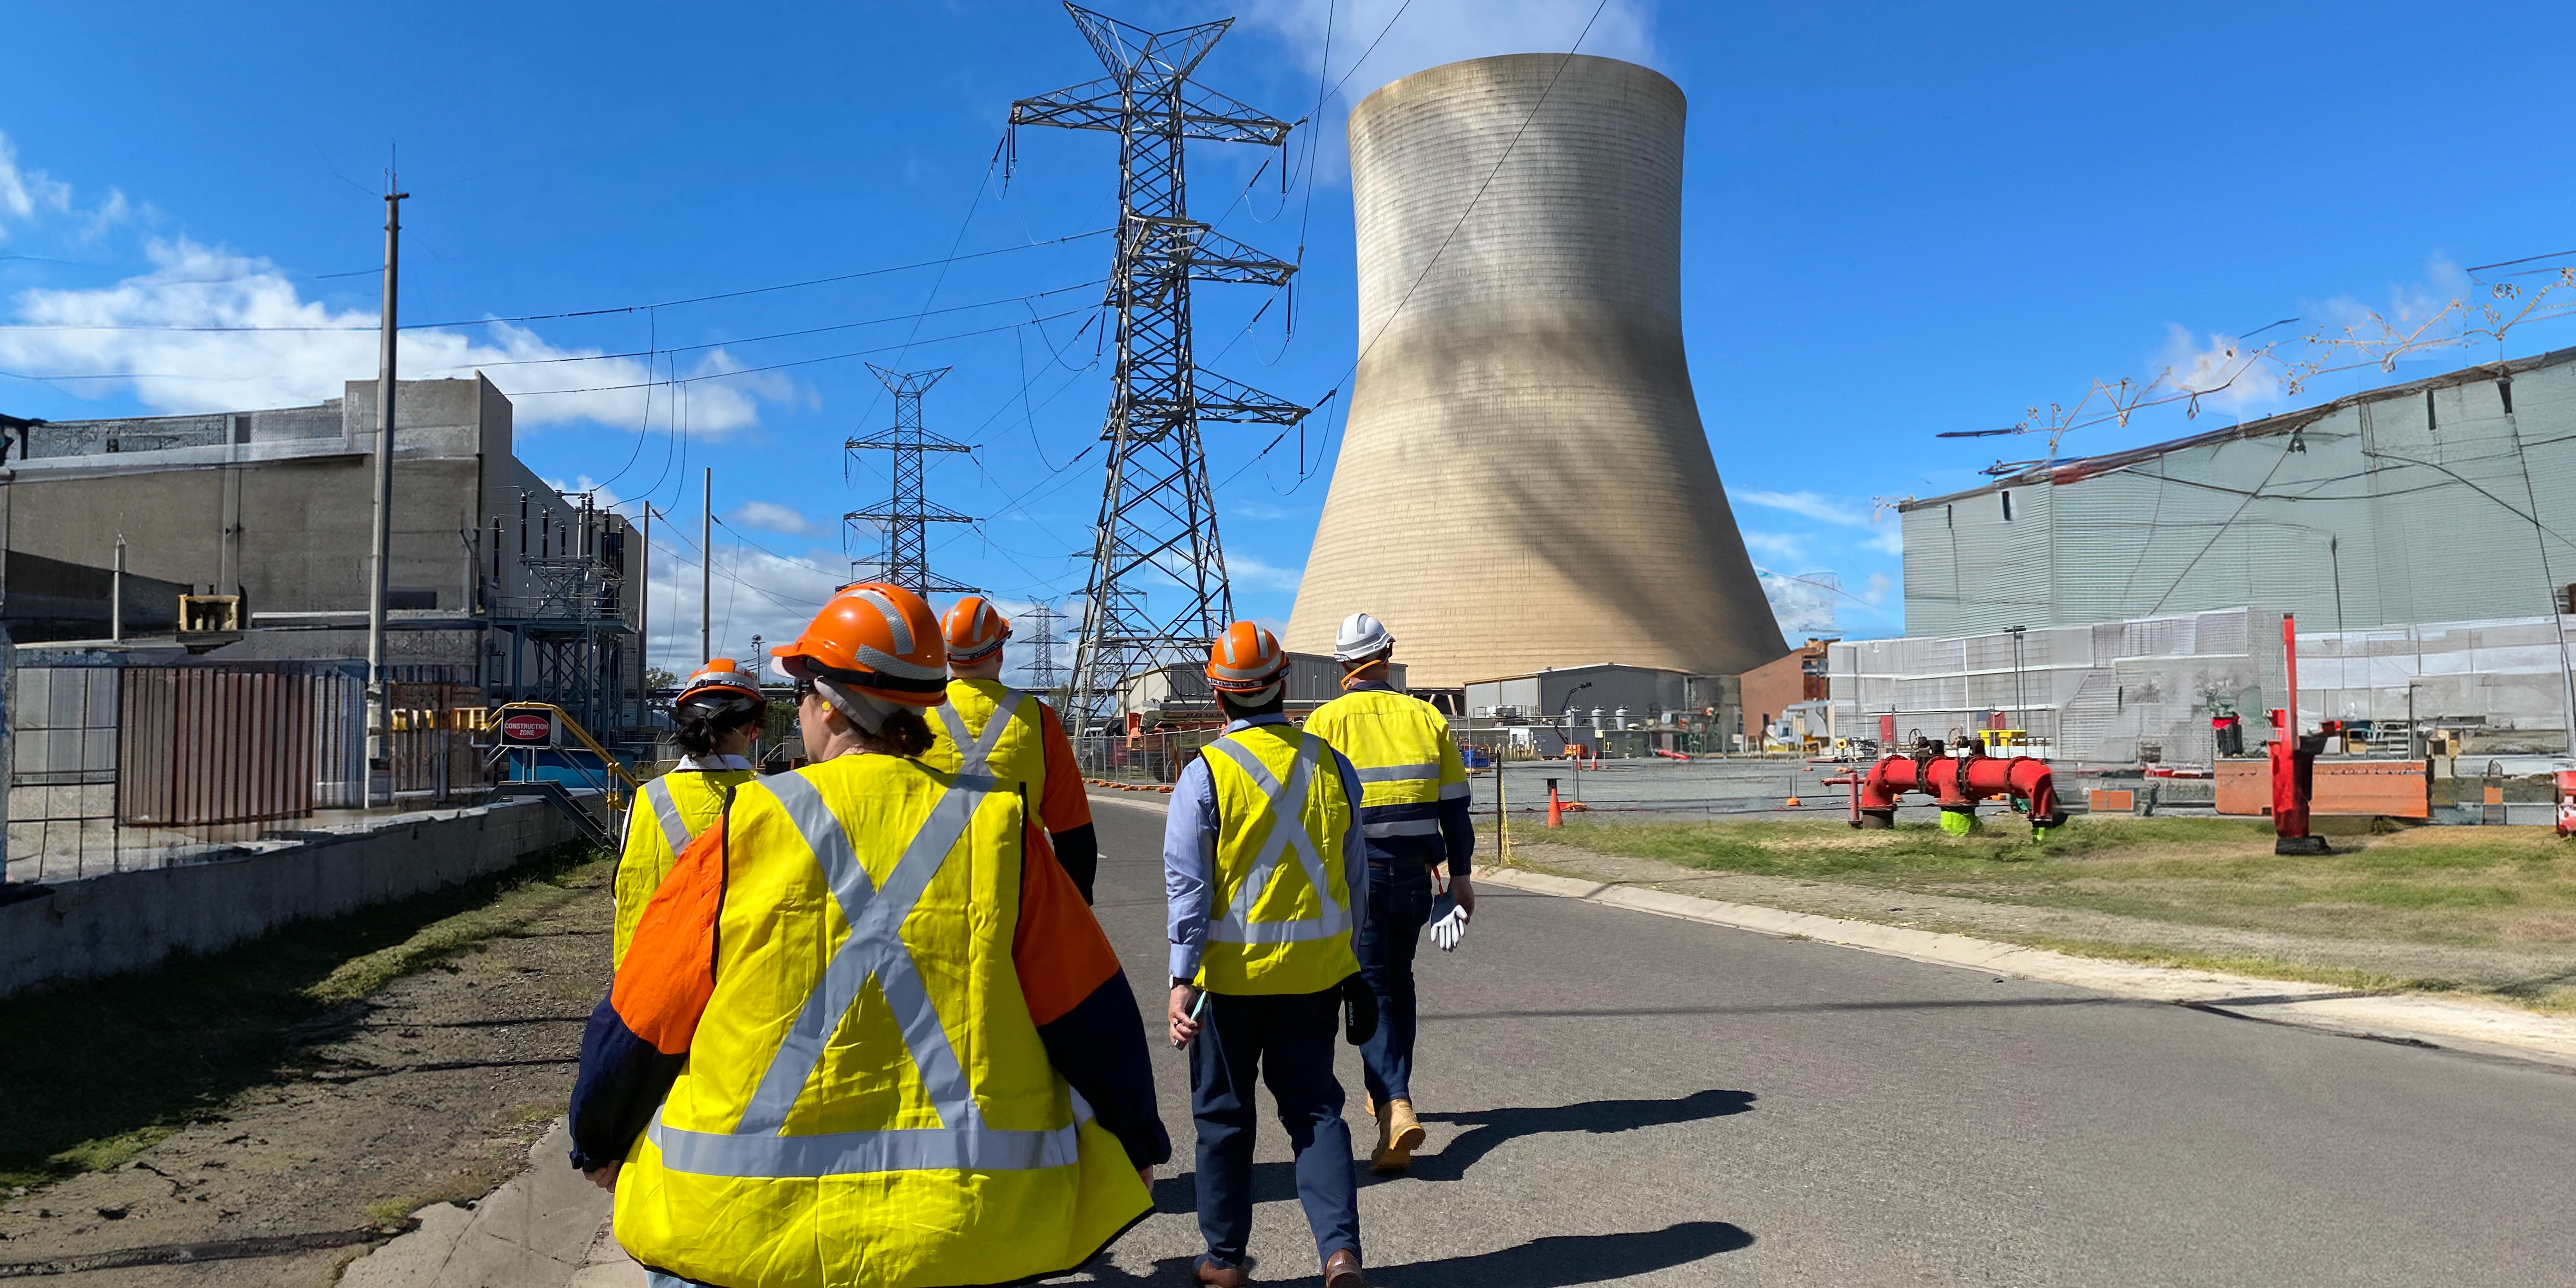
left=0, top=230, right=1113, bottom=334
left=438, top=280, right=1103, bottom=371
left=499, top=307, right=1089, bottom=398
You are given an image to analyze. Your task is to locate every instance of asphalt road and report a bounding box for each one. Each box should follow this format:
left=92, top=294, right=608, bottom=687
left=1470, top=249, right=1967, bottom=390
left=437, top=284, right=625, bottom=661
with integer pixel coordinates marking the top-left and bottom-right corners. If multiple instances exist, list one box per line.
left=1074, top=796, right=2576, bottom=1287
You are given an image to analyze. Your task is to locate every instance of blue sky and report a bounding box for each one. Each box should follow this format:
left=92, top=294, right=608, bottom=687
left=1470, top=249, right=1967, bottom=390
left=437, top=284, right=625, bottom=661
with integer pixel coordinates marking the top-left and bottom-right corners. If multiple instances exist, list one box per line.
left=5, top=1, right=2574, bottom=673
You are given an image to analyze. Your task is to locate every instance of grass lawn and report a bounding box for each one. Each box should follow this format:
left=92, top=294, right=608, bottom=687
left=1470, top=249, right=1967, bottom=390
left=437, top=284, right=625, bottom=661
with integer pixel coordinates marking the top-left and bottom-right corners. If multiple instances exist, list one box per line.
left=1519, top=816, right=2576, bottom=1003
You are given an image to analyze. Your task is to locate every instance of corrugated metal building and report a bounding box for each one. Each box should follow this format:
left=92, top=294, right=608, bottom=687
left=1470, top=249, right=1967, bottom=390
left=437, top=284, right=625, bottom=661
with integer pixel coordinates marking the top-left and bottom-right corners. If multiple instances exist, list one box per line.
left=1901, top=346, right=2576, bottom=638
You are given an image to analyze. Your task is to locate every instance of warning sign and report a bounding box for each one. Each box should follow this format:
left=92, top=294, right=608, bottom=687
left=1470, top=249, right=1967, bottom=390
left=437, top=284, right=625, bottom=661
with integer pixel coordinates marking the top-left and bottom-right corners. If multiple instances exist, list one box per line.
left=499, top=711, right=556, bottom=746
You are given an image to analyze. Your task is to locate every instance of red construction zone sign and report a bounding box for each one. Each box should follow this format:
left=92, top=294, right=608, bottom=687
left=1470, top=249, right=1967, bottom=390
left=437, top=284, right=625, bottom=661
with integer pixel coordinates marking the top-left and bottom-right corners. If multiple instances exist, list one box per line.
left=498, top=710, right=557, bottom=747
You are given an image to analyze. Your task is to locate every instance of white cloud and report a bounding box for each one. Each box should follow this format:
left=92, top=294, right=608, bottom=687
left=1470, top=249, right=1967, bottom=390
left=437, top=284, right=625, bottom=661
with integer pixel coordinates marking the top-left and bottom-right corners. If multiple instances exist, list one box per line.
left=1759, top=570, right=1838, bottom=637
left=2156, top=324, right=2284, bottom=415
left=730, top=500, right=818, bottom=536
left=0, top=131, right=74, bottom=236
left=1228, top=553, right=1305, bottom=593
left=1735, top=489, right=1872, bottom=527
left=638, top=528, right=845, bottom=674
left=1862, top=572, right=1893, bottom=606
left=1243, top=0, right=1661, bottom=103
left=1740, top=530, right=1807, bottom=562
left=1862, top=526, right=1903, bottom=555
left=0, top=238, right=780, bottom=433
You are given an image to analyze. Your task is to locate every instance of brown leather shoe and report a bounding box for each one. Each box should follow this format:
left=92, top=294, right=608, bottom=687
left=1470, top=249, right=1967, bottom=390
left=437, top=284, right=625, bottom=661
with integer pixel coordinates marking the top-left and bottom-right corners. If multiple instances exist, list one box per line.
left=1322, top=1248, right=1364, bottom=1288
left=1195, top=1255, right=1251, bottom=1287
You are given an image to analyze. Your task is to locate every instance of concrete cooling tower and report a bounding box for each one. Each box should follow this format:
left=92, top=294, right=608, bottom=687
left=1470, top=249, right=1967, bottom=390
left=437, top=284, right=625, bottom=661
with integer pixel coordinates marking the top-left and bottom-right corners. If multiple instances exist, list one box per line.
left=1285, top=53, right=1785, bottom=688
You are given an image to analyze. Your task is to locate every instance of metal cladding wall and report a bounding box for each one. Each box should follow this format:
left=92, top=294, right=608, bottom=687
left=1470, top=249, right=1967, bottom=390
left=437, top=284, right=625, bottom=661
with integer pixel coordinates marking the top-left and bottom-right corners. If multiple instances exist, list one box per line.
left=1285, top=54, right=1784, bottom=688
left=1901, top=348, right=2576, bottom=638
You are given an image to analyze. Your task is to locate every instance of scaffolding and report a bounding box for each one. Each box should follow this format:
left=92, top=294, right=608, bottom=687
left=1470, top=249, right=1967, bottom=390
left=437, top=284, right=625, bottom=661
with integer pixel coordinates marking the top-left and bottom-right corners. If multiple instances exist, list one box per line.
left=488, top=490, right=635, bottom=738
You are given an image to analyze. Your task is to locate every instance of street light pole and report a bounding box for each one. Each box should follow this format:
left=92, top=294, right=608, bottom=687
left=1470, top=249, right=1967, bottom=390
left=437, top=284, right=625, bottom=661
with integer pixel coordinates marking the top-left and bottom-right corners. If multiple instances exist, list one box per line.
left=365, top=183, right=409, bottom=807
left=700, top=468, right=713, bottom=666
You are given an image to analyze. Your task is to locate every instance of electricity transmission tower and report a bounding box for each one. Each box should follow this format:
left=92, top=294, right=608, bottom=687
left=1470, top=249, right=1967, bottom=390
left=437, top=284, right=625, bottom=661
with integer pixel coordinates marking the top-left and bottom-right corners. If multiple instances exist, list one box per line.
left=1022, top=603, right=1068, bottom=697
left=845, top=363, right=975, bottom=593
left=1011, top=4, right=1309, bottom=720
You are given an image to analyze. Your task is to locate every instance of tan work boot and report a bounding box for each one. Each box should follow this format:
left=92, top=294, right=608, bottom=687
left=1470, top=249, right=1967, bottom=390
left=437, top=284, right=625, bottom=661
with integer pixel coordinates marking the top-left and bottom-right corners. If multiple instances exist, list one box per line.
left=1370, top=1097, right=1426, bottom=1174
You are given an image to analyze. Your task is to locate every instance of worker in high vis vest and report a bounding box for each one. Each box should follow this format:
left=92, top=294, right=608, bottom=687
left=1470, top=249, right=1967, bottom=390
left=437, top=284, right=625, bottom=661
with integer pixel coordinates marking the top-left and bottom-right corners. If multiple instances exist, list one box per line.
left=1301, top=612, right=1475, bottom=1175
left=613, top=659, right=765, bottom=965
left=1163, top=622, right=1371, bottom=1288
left=923, top=595, right=1101, bottom=901
left=568, top=583, right=1169, bottom=1288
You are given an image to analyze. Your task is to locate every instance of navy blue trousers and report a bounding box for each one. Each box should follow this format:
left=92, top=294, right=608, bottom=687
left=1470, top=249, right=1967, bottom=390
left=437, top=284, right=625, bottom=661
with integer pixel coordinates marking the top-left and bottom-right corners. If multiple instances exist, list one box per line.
left=1356, top=857, right=1435, bottom=1104
left=1188, top=988, right=1360, bottom=1267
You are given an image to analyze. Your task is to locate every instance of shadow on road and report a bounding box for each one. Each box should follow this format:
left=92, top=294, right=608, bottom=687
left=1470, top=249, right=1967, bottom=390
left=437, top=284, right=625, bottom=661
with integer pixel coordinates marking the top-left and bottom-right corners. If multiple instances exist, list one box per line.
left=1406, top=1088, right=1756, bottom=1182
left=1148, top=1088, right=1755, bottom=1211
left=1083, top=1222, right=1755, bottom=1285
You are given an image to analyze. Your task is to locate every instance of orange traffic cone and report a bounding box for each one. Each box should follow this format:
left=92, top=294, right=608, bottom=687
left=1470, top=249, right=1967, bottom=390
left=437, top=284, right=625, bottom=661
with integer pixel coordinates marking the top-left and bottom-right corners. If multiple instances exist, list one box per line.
left=1547, top=778, right=1566, bottom=828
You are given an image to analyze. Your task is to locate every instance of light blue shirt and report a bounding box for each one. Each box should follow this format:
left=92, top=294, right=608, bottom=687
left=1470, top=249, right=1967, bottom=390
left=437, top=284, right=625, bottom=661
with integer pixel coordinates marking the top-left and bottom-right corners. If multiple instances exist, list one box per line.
left=1163, top=715, right=1370, bottom=984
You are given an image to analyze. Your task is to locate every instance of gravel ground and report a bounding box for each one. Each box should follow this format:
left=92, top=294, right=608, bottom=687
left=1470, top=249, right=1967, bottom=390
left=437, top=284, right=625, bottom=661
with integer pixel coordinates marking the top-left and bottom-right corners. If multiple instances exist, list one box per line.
left=0, top=865, right=611, bottom=1285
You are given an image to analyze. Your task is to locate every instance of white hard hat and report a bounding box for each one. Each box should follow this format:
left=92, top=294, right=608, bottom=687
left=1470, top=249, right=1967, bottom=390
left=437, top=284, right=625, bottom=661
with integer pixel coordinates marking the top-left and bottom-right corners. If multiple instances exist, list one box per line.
left=1333, top=612, right=1394, bottom=661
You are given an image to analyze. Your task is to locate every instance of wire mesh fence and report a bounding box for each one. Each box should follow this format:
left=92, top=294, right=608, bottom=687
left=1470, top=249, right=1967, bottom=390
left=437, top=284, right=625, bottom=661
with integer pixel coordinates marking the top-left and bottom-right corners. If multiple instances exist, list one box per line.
left=6, top=661, right=500, bottom=886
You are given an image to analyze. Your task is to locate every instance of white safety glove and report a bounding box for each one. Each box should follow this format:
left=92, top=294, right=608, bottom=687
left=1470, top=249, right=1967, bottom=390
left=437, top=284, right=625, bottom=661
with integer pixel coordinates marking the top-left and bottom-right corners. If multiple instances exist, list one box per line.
left=1428, top=903, right=1470, bottom=952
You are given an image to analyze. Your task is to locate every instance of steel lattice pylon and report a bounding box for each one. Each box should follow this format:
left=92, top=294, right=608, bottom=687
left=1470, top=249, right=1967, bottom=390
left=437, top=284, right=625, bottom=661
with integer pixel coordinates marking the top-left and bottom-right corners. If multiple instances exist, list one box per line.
left=1021, top=603, right=1068, bottom=698
left=845, top=363, right=976, bottom=593
left=1011, top=3, right=1308, bottom=721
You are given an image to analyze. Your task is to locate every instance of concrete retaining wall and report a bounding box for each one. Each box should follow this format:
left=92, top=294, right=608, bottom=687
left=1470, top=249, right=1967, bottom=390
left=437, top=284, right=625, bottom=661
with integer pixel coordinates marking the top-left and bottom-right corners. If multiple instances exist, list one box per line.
left=0, top=798, right=584, bottom=999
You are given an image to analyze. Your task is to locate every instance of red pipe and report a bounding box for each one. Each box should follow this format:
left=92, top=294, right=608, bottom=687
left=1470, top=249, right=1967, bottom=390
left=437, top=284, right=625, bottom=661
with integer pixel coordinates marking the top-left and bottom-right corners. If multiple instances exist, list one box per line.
left=1852, top=752, right=2065, bottom=832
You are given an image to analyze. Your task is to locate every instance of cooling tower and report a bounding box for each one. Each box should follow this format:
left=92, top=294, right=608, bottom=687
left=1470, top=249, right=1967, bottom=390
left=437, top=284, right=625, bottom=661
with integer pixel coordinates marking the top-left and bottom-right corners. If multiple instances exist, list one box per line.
left=1285, top=54, right=1785, bottom=688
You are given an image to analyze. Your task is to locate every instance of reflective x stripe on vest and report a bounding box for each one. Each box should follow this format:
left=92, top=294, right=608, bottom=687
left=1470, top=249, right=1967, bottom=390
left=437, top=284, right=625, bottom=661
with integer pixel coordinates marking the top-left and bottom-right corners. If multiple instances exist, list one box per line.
left=1204, top=735, right=1349, bottom=945
left=934, top=687, right=1024, bottom=781
left=644, top=767, right=1086, bottom=1178
left=642, top=778, right=692, bottom=853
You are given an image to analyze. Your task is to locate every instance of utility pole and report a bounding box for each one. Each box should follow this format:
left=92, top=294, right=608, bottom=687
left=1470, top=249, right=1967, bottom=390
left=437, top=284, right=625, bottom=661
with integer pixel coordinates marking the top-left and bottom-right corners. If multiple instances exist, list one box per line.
left=111, top=533, right=126, bottom=643
left=1011, top=4, right=1309, bottom=725
left=844, top=364, right=974, bottom=592
left=1024, top=603, right=1067, bottom=698
left=366, top=182, right=408, bottom=807
left=637, top=503, right=652, bottom=725
left=700, top=467, right=713, bottom=667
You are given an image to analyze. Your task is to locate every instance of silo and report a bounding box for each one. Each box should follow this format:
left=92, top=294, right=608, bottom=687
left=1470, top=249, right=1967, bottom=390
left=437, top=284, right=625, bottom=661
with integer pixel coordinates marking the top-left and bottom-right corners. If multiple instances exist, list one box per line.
left=1285, top=53, right=1785, bottom=687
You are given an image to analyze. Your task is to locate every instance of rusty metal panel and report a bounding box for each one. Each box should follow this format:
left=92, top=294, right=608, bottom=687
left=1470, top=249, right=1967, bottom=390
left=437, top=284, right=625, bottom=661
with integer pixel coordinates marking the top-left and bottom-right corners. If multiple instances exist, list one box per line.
left=2314, top=761, right=2431, bottom=819
left=116, top=666, right=316, bottom=826
left=2215, top=760, right=2268, bottom=815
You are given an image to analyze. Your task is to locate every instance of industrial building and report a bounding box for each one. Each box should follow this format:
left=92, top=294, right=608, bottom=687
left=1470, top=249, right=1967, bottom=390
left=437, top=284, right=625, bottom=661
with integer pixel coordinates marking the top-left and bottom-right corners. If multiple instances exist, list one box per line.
left=1286, top=53, right=1784, bottom=688
left=0, top=376, right=644, bottom=734
left=1463, top=661, right=1739, bottom=757
left=1839, top=348, right=2576, bottom=768
left=1900, top=347, right=2576, bottom=638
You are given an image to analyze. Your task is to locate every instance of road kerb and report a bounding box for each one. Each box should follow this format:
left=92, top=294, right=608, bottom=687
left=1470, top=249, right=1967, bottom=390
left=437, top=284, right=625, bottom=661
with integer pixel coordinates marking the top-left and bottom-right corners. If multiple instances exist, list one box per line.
left=1477, top=865, right=2576, bottom=1072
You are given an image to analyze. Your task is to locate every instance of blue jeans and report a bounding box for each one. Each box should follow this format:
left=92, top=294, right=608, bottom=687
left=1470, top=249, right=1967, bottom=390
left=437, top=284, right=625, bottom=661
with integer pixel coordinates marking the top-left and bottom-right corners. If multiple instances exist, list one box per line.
left=1188, top=988, right=1360, bottom=1267
left=1357, top=857, right=1435, bottom=1104
left=645, top=1274, right=708, bottom=1288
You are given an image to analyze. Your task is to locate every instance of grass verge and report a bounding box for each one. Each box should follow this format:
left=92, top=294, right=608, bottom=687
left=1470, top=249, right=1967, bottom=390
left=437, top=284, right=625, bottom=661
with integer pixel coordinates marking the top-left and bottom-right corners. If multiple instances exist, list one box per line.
left=0, top=841, right=606, bottom=1192
left=1508, top=816, right=2576, bottom=1005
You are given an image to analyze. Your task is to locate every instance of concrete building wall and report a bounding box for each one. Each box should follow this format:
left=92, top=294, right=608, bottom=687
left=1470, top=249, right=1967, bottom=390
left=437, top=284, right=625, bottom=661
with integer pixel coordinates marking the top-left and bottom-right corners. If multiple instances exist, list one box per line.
left=0, top=798, right=583, bottom=998
left=1286, top=53, right=1784, bottom=688
left=1902, top=349, right=2576, bottom=638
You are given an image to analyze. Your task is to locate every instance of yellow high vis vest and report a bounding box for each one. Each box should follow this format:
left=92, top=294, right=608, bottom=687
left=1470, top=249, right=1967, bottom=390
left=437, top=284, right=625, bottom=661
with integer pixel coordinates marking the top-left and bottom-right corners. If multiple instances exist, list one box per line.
left=1196, top=724, right=1359, bottom=996
left=1301, top=688, right=1470, bottom=841
left=614, top=766, right=755, bottom=964
left=921, top=678, right=1044, bottom=799
left=611, top=754, right=1148, bottom=1287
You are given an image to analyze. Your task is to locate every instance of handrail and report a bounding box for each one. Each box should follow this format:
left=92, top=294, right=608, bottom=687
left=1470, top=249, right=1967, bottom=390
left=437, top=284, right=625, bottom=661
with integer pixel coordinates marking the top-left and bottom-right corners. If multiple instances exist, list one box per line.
left=483, top=701, right=640, bottom=801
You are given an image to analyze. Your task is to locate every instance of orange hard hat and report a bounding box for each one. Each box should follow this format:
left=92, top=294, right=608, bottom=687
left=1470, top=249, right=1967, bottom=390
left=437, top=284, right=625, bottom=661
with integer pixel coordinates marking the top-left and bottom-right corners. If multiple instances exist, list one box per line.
left=1206, top=621, right=1289, bottom=694
left=941, top=596, right=1012, bottom=663
left=771, top=582, right=949, bottom=704
left=676, top=658, right=763, bottom=710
